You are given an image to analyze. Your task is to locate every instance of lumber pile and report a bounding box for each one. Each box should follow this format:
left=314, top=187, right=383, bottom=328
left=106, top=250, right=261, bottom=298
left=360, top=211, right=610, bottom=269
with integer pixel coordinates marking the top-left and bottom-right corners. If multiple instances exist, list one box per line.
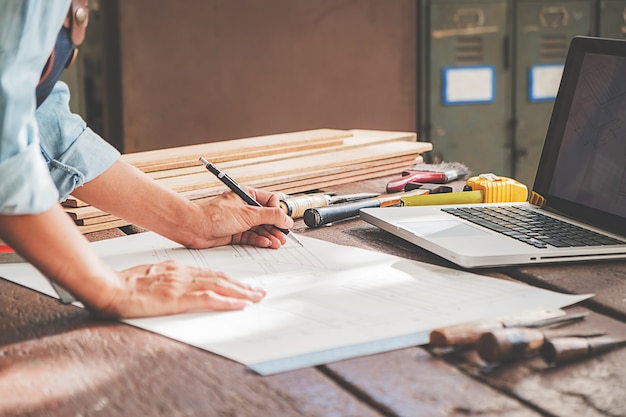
left=63, top=129, right=432, bottom=233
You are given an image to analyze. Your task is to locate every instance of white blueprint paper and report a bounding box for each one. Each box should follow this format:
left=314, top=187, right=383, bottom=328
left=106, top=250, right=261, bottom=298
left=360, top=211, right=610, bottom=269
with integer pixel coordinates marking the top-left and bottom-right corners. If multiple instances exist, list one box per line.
left=0, top=232, right=590, bottom=375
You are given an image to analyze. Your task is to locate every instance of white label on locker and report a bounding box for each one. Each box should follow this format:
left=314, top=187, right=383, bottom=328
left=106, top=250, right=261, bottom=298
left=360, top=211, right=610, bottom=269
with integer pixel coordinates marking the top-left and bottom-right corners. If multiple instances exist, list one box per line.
left=529, top=64, right=564, bottom=102
left=442, top=65, right=495, bottom=105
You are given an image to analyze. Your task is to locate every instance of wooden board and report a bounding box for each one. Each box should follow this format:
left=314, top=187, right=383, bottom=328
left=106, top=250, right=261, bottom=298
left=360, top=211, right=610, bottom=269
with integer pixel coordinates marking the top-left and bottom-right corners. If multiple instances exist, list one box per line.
left=70, top=155, right=420, bottom=222
left=74, top=157, right=420, bottom=233
left=67, top=129, right=431, bottom=233
left=120, top=128, right=351, bottom=172
left=74, top=158, right=420, bottom=232
left=64, top=129, right=421, bottom=208
left=153, top=141, right=427, bottom=193
left=145, top=129, right=418, bottom=180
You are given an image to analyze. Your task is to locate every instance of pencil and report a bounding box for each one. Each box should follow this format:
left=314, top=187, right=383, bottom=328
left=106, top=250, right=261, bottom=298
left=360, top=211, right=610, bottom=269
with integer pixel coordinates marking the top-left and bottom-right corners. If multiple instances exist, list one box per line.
left=199, top=157, right=304, bottom=247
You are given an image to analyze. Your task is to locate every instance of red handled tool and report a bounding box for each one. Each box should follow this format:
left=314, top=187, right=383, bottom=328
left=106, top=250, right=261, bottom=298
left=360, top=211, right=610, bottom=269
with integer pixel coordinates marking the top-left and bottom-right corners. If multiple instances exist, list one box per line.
left=0, top=245, right=14, bottom=253
left=0, top=244, right=24, bottom=264
left=386, top=162, right=469, bottom=193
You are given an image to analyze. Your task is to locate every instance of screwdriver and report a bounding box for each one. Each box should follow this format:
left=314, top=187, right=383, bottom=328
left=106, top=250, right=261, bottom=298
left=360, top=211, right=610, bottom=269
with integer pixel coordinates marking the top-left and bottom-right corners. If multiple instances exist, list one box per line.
left=429, top=312, right=588, bottom=348
left=477, top=327, right=606, bottom=363
left=280, top=193, right=378, bottom=218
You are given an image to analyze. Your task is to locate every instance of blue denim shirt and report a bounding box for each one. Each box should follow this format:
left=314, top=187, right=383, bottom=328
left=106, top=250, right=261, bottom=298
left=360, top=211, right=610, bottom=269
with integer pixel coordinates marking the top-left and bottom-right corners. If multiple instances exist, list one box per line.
left=0, top=0, right=120, bottom=215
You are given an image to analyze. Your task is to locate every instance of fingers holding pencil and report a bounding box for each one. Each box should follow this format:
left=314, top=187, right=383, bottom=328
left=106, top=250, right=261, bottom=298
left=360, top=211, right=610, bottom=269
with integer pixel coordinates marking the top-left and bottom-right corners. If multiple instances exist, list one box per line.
left=199, top=158, right=303, bottom=247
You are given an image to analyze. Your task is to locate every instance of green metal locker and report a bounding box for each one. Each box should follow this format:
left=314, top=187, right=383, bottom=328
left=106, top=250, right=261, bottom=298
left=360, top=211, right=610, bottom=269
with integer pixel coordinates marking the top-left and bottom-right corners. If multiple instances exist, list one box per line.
left=598, top=0, right=626, bottom=38
left=512, top=0, right=594, bottom=188
left=418, top=0, right=512, bottom=177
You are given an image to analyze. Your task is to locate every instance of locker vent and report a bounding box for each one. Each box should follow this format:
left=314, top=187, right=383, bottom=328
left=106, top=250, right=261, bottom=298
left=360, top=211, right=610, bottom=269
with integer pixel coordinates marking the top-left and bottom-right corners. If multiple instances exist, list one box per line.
left=539, top=34, right=568, bottom=62
left=454, top=36, right=483, bottom=64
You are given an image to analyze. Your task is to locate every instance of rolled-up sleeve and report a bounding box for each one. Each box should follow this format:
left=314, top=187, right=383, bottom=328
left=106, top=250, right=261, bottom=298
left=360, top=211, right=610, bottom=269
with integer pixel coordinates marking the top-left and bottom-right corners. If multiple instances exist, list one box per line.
left=36, top=82, right=120, bottom=202
left=0, top=139, right=58, bottom=214
left=0, top=0, right=71, bottom=215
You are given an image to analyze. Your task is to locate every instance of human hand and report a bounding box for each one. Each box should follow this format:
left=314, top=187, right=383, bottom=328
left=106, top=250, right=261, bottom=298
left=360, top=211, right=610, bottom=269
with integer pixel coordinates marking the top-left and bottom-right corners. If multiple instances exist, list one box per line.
left=71, top=160, right=294, bottom=251
left=0, top=203, right=267, bottom=320
left=95, top=260, right=266, bottom=318
left=188, top=188, right=295, bottom=249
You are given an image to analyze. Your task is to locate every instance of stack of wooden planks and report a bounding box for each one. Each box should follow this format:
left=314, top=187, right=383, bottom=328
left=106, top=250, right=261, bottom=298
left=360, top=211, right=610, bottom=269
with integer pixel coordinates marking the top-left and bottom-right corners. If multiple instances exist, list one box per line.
left=63, top=129, right=432, bottom=233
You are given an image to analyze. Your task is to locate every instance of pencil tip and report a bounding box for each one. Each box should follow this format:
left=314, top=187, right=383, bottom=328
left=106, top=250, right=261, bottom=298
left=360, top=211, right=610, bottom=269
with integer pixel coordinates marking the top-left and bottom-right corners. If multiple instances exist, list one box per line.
left=289, top=233, right=304, bottom=247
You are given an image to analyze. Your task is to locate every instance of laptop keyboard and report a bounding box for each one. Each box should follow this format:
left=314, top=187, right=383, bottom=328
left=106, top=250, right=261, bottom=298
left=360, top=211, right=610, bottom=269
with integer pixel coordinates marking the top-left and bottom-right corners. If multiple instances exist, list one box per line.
left=442, top=206, right=624, bottom=249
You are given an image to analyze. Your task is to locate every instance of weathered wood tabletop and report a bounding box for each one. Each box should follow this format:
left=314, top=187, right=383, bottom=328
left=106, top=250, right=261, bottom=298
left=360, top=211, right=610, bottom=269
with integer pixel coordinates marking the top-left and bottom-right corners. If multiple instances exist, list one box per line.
left=1, top=177, right=625, bottom=417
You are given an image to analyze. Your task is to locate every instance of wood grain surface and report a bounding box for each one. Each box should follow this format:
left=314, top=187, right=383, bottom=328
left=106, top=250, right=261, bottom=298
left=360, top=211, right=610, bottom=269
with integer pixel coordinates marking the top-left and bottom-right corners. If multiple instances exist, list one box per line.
left=2, top=177, right=625, bottom=417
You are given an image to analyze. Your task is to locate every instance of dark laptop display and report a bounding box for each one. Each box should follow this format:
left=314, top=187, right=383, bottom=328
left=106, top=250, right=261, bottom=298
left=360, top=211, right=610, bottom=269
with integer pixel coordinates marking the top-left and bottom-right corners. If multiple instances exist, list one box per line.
left=533, top=37, right=626, bottom=238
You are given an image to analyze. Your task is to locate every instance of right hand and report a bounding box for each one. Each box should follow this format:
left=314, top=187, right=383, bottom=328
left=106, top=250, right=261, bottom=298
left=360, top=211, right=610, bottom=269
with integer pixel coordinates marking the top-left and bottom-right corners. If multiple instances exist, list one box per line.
left=187, top=188, right=294, bottom=249
left=94, top=260, right=266, bottom=319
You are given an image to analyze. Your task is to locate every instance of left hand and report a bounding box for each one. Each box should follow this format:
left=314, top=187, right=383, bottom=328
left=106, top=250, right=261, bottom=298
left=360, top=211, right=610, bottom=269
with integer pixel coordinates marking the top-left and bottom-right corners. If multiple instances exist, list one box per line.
left=95, top=260, right=267, bottom=318
left=188, top=187, right=294, bottom=249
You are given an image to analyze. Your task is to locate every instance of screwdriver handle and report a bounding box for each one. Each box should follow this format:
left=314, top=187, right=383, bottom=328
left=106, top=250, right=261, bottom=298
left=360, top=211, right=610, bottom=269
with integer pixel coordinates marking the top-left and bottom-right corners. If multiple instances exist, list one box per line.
left=303, top=199, right=383, bottom=228
left=429, top=321, right=504, bottom=347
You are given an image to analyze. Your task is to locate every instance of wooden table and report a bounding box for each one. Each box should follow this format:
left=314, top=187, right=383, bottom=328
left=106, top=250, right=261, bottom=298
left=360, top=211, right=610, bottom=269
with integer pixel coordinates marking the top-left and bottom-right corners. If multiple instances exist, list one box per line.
left=1, top=177, right=625, bottom=417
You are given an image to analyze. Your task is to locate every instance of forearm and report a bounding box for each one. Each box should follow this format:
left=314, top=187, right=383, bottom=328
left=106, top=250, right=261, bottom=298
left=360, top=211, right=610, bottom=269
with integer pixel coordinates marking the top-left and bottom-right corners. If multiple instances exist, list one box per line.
left=72, top=159, right=205, bottom=247
left=0, top=204, right=119, bottom=311
left=0, top=204, right=266, bottom=318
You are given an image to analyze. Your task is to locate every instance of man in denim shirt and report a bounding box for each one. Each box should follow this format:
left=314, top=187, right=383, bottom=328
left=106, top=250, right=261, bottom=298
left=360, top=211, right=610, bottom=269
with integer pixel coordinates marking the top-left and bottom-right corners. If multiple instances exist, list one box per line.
left=0, top=0, right=294, bottom=317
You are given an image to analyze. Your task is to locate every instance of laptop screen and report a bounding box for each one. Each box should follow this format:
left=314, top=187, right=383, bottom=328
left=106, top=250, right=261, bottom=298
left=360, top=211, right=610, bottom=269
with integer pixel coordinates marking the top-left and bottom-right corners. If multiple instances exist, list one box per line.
left=534, top=36, right=626, bottom=236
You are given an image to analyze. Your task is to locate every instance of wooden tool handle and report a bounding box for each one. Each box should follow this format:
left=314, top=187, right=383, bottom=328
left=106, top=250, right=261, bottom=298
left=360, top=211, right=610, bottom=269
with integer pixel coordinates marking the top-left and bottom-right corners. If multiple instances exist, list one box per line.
left=477, top=328, right=545, bottom=363
left=540, top=336, right=626, bottom=365
left=429, top=321, right=504, bottom=347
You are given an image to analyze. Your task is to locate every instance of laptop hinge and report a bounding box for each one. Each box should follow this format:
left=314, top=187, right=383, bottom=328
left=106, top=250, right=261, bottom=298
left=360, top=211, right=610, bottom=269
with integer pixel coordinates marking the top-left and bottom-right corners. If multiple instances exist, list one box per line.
left=529, top=191, right=546, bottom=207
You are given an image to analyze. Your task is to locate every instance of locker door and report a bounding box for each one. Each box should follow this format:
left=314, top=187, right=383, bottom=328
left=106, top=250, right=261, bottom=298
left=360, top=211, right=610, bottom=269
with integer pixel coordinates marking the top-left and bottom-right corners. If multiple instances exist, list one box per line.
left=424, top=0, right=511, bottom=176
left=513, top=0, right=594, bottom=188
left=598, top=0, right=626, bottom=38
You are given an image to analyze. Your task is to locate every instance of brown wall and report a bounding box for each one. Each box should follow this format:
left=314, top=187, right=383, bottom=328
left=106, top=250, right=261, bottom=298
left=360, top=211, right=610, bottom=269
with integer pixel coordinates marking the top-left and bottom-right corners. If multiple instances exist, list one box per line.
left=106, top=0, right=417, bottom=152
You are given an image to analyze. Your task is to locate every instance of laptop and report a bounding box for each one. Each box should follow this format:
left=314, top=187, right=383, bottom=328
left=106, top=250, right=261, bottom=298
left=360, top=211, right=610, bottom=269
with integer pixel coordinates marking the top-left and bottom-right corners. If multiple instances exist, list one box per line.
left=361, top=36, right=626, bottom=268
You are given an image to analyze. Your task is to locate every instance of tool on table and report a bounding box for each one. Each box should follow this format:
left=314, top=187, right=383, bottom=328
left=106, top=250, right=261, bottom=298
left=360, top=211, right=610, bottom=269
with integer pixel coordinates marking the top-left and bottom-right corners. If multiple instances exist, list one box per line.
left=540, top=335, right=626, bottom=365
left=303, top=189, right=430, bottom=228
left=477, top=328, right=544, bottom=363
left=0, top=244, right=15, bottom=259
left=280, top=192, right=379, bottom=219
left=0, top=238, right=76, bottom=304
left=476, top=327, right=606, bottom=364
left=386, top=162, right=469, bottom=193
left=401, top=173, right=528, bottom=206
left=0, top=240, right=77, bottom=301
left=429, top=312, right=588, bottom=348
left=466, top=173, right=528, bottom=202
left=198, top=157, right=304, bottom=247
left=403, top=183, right=453, bottom=193
left=0, top=244, right=25, bottom=264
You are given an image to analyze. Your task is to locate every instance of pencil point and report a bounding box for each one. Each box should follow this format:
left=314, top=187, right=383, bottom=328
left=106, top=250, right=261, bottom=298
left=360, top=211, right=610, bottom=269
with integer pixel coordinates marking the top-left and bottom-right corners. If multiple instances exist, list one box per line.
left=289, top=232, right=304, bottom=247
